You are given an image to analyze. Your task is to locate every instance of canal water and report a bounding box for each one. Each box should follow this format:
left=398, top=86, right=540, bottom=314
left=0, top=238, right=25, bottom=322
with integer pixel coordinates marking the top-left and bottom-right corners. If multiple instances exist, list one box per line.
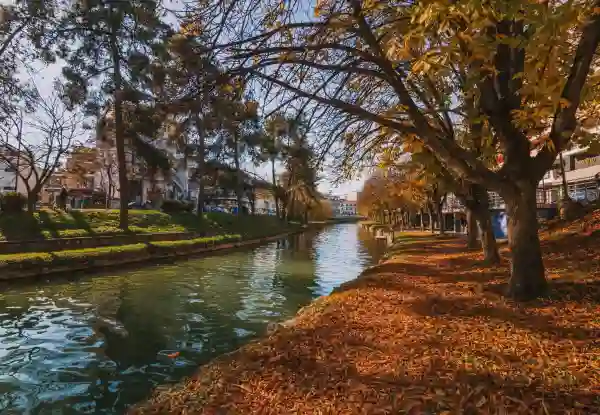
left=0, top=224, right=385, bottom=414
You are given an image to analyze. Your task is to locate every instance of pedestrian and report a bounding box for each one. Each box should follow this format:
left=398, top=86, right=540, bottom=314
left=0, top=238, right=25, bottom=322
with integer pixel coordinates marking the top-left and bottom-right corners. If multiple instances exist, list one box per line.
left=58, top=186, right=68, bottom=210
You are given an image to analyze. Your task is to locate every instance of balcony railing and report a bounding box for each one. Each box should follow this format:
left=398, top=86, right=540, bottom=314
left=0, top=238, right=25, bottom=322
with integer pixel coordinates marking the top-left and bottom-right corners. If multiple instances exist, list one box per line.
left=574, top=155, right=600, bottom=170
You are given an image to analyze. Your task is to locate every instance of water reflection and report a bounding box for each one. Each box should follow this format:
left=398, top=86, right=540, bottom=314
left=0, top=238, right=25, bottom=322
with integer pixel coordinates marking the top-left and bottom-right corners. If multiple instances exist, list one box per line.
left=0, top=223, right=385, bottom=414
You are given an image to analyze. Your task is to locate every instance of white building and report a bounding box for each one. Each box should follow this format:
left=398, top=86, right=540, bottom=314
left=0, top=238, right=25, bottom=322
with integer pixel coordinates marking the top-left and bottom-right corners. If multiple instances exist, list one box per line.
left=95, top=108, right=192, bottom=207
left=442, top=145, right=600, bottom=216
left=0, top=145, right=38, bottom=195
left=339, top=199, right=357, bottom=216
left=538, top=146, right=600, bottom=205
left=325, top=194, right=357, bottom=216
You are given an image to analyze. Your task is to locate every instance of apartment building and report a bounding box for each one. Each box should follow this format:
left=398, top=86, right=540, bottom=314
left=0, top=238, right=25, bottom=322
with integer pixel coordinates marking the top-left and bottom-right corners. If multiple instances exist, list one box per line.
left=324, top=194, right=357, bottom=216
left=95, top=107, right=191, bottom=207
left=339, top=199, right=357, bottom=216
left=537, top=146, right=600, bottom=206
left=42, top=147, right=104, bottom=207
left=440, top=145, right=600, bottom=238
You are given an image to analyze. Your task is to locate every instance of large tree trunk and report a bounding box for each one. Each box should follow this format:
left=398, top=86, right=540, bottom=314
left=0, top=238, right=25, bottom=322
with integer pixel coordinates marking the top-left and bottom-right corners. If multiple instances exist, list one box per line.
left=504, top=183, right=548, bottom=300
left=471, top=187, right=500, bottom=264
left=399, top=210, right=404, bottom=231
left=427, top=206, right=434, bottom=233
left=419, top=209, right=425, bottom=231
left=27, top=192, right=37, bottom=212
left=436, top=204, right=444, bottom=235
left=271, top=158, right=280, bottom=219
left=457, top=184, right=500, bottom=262
left=477, top=207, right=500, bottom=264
left=465, top=207, right=479, bottom=249
left=110, top=23, right=128, bottom=230
left=233, top=132, right=244, bottom=215
left=194, top=115, right=205, bottom=220
left=287, top=196, right=295, bottom=221
left=559, top=152, right=570, bottom=201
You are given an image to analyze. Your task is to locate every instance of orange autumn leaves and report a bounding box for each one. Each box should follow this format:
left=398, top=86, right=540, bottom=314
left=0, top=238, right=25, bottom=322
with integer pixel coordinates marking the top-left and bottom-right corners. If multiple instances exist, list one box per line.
left=133, top=210, right=600, bottom=415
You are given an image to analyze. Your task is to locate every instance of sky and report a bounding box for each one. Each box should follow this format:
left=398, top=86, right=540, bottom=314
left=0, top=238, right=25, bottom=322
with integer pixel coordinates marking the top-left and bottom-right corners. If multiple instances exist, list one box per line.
left=4, top=0, right=366, bottom=199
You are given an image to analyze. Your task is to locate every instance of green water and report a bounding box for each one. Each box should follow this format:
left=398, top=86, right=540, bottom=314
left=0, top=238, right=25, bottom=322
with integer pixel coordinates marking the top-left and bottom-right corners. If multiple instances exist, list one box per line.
left=0, top=224, right=385, bottom=414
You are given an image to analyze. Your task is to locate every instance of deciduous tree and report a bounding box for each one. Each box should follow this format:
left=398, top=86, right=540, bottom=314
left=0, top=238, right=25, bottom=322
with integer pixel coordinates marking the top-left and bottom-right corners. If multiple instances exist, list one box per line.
left=0, top=85, right=81, bottom=211
left=195, top=0, right=600, bottom=300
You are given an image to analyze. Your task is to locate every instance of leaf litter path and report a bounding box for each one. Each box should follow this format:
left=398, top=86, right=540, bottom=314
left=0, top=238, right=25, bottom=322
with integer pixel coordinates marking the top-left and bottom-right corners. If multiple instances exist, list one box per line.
left=132, top=224, right=600, bottom=415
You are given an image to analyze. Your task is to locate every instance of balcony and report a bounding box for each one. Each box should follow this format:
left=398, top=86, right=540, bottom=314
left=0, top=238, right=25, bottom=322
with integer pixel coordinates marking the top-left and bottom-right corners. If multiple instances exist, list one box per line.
left=574, top=155, right=600, bottom=170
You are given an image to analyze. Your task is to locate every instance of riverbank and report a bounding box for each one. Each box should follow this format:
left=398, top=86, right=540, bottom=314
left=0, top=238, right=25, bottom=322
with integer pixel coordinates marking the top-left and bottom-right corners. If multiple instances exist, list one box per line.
left=132, top=213, right=600, bottom=414
left=0, top=210, right=302, bottom=280
left=0, top=209, right=284, bottom=242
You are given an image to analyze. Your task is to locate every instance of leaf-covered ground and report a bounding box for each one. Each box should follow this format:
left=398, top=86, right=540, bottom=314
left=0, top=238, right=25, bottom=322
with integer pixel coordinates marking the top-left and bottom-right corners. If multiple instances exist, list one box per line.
left=132, top=217, right=600, bottom=415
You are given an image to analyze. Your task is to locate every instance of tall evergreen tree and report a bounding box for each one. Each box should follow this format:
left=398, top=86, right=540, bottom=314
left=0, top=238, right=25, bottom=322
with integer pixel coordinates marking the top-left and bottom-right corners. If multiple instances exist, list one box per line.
left=157, top=25, right=232, bottom=217
left=58, top=0, right=171, bottom=229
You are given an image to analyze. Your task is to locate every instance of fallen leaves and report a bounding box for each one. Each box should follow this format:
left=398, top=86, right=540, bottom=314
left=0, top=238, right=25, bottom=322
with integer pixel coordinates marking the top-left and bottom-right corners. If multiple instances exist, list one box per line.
left=132, top=211, right=600, bottom=415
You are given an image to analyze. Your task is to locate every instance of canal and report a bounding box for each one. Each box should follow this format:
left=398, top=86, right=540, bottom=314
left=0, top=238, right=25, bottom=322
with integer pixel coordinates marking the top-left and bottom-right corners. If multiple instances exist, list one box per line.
left=0, top=223, right=385, bottom=414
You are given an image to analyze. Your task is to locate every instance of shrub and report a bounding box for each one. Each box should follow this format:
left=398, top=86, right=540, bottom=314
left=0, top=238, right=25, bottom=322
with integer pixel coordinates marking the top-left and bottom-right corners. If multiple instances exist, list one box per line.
left=150, top=234, right=242, bottom=250
left=0, top=192, right=26, bottom=213
left=161, top=199, right=193, bottom=213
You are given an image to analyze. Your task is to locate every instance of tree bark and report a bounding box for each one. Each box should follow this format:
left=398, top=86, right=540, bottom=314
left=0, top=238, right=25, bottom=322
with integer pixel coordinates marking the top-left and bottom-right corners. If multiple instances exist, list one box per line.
left=287, top=197, right=295, bottom=221
left=110, top=18, right=128, bottom=230
left=465, top=207, right=479, bottom=249
left=27, top=192, right=37, bottom=212
left=436, top=204, right=444, bottom=235
left=271, top=158, right=280, bottom=219
left=504, top=183, right=548, bottom=300
left=194, top=115, right=205, bottom=220
left=419, top=208, right=425, bottom=231
left=233, top=131, right=244, bottom=215
left=559, top=152, right=570, bottom=201
left=476, top=207, right=500, bottom=264
left=456, top=184, right=499, bottom=262
left=427, top=207, right=434, bottom=233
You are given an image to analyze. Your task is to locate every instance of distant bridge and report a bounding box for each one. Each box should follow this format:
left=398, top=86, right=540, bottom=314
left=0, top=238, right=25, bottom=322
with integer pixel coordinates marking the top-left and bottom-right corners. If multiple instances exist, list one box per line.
left=328, top=216, right=365, bottom=223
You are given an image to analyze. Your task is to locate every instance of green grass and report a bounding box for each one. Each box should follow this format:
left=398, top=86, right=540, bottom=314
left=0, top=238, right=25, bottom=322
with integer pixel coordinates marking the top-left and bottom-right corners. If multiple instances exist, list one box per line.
left=150, top=234, right=242, bottom=248
left=0, top=234, right=247, bottom=268
left=0, top=243, right=148, bottom=266
left=0, top=209, right=295, bottom=242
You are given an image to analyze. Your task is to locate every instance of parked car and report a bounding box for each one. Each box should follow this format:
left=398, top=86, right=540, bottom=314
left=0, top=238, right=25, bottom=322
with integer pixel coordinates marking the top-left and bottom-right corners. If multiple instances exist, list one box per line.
left=204, top=205, right=227, bottom=213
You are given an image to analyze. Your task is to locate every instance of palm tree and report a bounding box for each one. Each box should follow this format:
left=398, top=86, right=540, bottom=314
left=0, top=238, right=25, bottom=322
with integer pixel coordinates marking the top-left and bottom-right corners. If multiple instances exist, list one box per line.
left=280, top=117, right=320, bottom=223
left=264, top=114, right=291, bottom=219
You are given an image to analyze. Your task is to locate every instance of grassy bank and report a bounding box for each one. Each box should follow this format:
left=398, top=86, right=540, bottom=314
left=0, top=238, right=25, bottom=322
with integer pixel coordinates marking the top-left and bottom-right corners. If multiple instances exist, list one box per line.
left=0, top=210, right=300, bottom=278
left=0, top=209, right=290, bottom=241
left=132, top=212, right=600, bottom=414
left=0, top=234, right=242, bottom=268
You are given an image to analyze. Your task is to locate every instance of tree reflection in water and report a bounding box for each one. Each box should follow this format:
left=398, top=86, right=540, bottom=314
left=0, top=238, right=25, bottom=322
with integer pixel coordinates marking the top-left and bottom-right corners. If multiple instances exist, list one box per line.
left=0, top=224, right=383, bottom=414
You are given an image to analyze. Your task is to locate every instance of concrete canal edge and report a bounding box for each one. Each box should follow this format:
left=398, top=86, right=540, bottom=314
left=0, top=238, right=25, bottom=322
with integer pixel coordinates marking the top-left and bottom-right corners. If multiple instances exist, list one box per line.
left=0, top=229, right=306, bottom=282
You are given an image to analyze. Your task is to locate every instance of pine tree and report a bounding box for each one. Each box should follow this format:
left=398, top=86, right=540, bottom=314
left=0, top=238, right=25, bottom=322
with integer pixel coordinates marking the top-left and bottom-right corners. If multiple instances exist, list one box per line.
left=58, top=0, right=171, bottom=229
left=157, top=25, right=230, bottom=218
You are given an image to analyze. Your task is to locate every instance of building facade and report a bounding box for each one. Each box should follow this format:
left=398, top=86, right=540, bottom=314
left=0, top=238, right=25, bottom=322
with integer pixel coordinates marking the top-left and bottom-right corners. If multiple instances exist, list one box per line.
left=0, top=144, right=42, bottom=196
left=339, top=199, right=357, bottom=216
left=325, top=194, right=357, bottom=216
left=440, top=145, right=600, bottom=238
